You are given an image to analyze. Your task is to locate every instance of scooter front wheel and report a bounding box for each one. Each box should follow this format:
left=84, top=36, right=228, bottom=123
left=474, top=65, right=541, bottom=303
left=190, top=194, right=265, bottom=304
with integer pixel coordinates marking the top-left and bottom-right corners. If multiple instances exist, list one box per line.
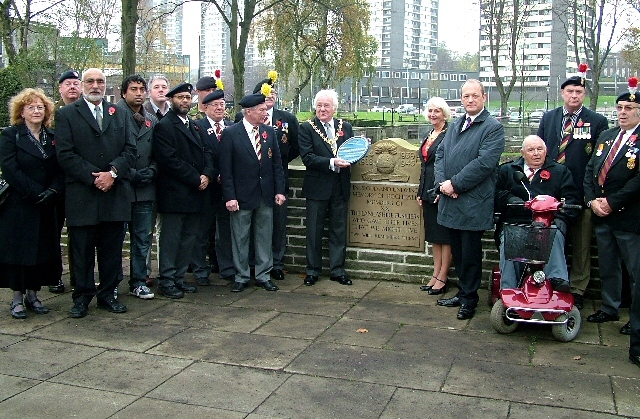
left=491, top=299, right=518, bottom=334
left=551, top=306, right=581, bottom=342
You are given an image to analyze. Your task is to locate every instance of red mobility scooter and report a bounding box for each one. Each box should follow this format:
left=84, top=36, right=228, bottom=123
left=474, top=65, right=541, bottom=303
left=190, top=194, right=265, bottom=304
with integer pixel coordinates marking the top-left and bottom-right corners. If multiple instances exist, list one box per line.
left=489, top=188, right=583, bottom=342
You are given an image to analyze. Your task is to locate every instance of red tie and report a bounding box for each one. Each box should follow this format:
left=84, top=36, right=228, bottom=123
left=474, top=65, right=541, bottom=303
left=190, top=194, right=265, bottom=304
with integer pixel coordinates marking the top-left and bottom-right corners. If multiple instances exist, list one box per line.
left=253, top=126, right=261, bottom=161
left=215, top=122, right=223, bottom=140
left=598, top=130, right=626, bottom=186
left=557, top=115, right=573, bottom=164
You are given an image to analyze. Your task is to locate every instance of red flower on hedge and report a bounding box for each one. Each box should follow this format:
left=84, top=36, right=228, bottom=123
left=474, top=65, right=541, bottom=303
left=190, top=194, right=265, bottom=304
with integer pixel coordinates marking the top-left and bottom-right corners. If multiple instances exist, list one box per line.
left=261, top=131, right=268, bottom=139
left=540, top=170, right=551, bottom=180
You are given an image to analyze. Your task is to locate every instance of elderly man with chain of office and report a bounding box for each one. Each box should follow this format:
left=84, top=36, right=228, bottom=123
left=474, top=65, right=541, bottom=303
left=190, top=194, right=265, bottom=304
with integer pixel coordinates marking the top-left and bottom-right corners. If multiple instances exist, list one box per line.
left=537, top=66, right=608, bottom=309
left=584, top=79, right=640, bottom=357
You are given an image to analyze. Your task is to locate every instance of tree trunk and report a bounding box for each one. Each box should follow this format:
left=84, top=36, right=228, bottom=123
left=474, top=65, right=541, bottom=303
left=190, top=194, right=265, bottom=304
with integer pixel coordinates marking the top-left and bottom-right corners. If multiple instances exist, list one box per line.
left=121, top=0, right=139, bottom=77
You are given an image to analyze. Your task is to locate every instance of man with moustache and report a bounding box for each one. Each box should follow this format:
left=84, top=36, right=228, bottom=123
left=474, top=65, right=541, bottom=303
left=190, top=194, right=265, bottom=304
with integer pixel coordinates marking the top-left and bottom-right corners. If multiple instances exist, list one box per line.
left=189, top=76, right=219, bottom=120
left=435, top=79, right=505, bottom=320
left=584, top=81, right=640, bottom=348
left=298, top=89, right=354, bottom=287
left=251, top=72, right=300, bottom=281
left=55, top=68, right=136, bottom=318
left=143, top=74, right=170, bottom=121
left=537, top=70, right=609, bottom=309
left=116, top=74, right=158, bottom=299
left=219, top=87, right=286, bottom=292
left=192, top=89, right=231, bottom=285
left=152, top=83, right=214, bottom=299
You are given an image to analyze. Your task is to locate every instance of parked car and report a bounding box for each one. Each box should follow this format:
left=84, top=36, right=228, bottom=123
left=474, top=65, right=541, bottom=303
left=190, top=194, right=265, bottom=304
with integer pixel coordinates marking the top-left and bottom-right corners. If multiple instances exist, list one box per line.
left=449, top=106, right=466, bottom=119
left=608, top=110, right=618, bottom=126
left=509, top=112, right=522, bottom=123
left=395, top=104, right=417, bottom=113
left=489, top=109, right=503, bottom=119
left=371, top=106, right=389, bottom=112
left=529, top=109, right=545, bottom=123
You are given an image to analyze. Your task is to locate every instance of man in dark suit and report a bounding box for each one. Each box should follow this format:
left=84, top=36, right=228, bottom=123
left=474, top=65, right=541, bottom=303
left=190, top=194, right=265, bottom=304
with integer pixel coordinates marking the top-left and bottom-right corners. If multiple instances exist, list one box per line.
left=251, top=73, right=300, bottom=281
left=298, top=89, right=354, bottom=287
left=192, top=89, right=231, bottom=285
left=219, top=89, right=286, bottom=292
left=143, top=74, right=170, bottom=121
left=537, top=73, right=609, bottom=309
left=434, top=79, right=505, bottom=320
left=152, top=83, right=214, bottom=299
left=55, top=68, right=136, bottom=318
left=116, top=74, right=158, bottom=300
left=583, top=87, right=640, bottom=352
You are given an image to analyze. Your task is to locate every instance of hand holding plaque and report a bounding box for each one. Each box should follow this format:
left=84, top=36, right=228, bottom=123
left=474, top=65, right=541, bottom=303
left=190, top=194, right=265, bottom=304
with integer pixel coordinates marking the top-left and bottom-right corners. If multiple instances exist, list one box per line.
left=337, top=136, right=371, bottom=164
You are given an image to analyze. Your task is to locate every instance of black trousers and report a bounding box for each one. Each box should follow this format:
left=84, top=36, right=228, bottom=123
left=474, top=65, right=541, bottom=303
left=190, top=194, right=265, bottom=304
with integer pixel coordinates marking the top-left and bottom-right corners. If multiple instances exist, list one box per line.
left=448, top=228, right=484, bottom=307
left=69, top=222, right=125, bottom=304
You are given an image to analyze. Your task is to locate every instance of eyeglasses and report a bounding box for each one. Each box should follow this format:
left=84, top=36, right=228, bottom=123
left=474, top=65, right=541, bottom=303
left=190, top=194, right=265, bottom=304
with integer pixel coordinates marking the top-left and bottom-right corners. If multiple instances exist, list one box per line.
left=207, top=102, right=226, bottom=108
left=83, top=79, right=106, bottom=85
left=616, top=105, right=639, bottom=112
left=25, top=105, right=45, bottom=112
left=173, top=94, right=192, bottom=101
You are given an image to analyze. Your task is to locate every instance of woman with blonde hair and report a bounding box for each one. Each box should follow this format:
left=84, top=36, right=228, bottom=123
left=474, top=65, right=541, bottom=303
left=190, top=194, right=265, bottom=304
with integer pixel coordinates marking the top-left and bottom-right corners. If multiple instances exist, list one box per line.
left=0, top=88, right=63, bottom=318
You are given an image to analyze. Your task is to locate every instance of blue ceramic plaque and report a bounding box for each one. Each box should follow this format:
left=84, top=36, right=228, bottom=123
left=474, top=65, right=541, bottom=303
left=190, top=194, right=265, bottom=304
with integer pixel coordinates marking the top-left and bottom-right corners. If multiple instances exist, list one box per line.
left=337, top=136, right=370, bottom=164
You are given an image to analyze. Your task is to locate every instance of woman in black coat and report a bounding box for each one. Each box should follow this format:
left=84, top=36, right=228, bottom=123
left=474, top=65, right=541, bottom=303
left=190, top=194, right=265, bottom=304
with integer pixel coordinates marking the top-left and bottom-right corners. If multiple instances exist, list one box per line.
left=0, top=88, right=63, bottom=319
left=417, top=97, right=452, bottom=295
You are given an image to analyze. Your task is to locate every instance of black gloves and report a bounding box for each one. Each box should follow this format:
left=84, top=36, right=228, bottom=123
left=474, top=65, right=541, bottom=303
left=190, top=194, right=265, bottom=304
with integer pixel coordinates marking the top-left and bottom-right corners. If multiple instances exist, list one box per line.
left=35, top=188, right=57, bottom=205
left=131, top=168, right=155, bottom=186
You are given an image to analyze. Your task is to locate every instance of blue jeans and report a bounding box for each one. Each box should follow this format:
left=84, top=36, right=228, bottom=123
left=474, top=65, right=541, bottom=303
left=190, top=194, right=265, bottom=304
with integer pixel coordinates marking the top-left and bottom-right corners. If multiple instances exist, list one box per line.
left=129, top=201, right=154, bottom=288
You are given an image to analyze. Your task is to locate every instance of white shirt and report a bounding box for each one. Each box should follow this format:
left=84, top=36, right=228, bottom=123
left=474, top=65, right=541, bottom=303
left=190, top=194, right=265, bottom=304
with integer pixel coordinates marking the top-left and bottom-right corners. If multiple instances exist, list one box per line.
left=242, top=118, right=260, bottom=148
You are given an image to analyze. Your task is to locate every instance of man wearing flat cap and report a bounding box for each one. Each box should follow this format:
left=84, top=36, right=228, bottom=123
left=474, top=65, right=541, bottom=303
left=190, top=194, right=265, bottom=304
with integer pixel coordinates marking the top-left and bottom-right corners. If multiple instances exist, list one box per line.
left=191, top=89, right=232, bottom=285
left=537, top=68, right=608, bottom=309
left=189, top=76, right=218, bottom=120
left=251, top=72, right=299, bottom=281
left=219, top=88, right=286, bottom=292
left=584, top=80, right=640, bottom=351
left=152, top=82, right=214, bottom=299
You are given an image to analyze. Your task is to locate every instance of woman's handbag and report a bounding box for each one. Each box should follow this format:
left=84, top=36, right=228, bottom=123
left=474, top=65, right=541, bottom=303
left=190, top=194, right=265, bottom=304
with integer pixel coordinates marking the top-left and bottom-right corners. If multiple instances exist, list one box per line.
left=0, top=175, right=9, bottom=207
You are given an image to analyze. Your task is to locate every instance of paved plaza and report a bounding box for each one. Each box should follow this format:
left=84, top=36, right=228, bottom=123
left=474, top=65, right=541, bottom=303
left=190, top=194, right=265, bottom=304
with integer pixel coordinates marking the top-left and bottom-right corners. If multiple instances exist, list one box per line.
left=0, top=268, right=638, bottom=418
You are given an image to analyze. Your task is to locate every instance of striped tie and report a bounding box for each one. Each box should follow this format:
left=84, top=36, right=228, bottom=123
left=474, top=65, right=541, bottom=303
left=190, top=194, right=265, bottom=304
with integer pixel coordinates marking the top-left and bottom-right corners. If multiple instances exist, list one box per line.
left=557, top=115, right=573, bottom=164
left=527, top=168, right=535, bottom=181
left=461, top=117, right=472, bottom=132
left=215, top=121, right=223, bottom=140
left=253, top=126, right=261, bottom=161
left=598, top=130, right=626, bottom=186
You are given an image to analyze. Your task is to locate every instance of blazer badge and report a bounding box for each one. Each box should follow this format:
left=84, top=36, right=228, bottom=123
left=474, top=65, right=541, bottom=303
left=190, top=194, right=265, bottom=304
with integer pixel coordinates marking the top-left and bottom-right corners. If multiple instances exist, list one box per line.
left=268, top=148, right=273, bottom=158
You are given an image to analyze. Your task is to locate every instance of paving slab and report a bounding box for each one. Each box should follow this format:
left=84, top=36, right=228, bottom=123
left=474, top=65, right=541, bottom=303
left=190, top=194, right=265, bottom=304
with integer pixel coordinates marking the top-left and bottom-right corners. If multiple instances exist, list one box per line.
left=148, top=361, right=289, bottom=412
left=345, top=299, right=464, bottom=328
left=292, top=276, right=380, bottom=298
left=0, top=373, right=40, bottom=402
left=253, top=374, right=395, bottom=419
left=148, top=328, right=312, bottom=369
left=231, top=290, right=357, bottom=317
left=28, top=316, right=186, bottom=352
left=253, top=312, right=339, bottom=340
left=611, top=375, right=640, bottom=417
left=379, top=387, right=509, bottom=419
left=0, top=338, right=104, bottom=380
left=50, top=350, right=193, bottom=395
left=444, top=357, right=616, bottom=413
left=0, top=381, right=137, bottom=418
left=316, top=316, right=400, bottom=348
left=112, top=397, right=246, bottom=419
left=363, top=280, right=443, bottom=305
left=508, top=402, right=624, bottom=418
left=0, top=333, right=26, bottom=348
left=285, top=341, right=450, bottom=391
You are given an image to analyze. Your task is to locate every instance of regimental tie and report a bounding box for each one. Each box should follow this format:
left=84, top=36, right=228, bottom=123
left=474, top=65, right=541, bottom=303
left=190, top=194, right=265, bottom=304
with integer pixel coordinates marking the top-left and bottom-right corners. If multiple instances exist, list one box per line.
left=557, top=114, right=574, bottom=164
left=527, top=168, right=535, bottom=181
left=264, top=115, right=271, bottom=126
left=598, top=130, right=626, bottom=186
left=215, top=121, right=223, bottom=140
left=325, top=122, right=337, bottom=156
left=94, top=105, right=103, bottom=130
left=461, top=117, right=472, bottom=132
left=253, top=126, right=262, bottom=161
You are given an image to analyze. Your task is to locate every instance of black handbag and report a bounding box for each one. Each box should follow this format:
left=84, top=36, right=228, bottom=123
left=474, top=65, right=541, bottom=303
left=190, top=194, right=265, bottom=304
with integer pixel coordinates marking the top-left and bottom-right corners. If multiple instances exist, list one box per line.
left=0, top=175, right=9, bottom=206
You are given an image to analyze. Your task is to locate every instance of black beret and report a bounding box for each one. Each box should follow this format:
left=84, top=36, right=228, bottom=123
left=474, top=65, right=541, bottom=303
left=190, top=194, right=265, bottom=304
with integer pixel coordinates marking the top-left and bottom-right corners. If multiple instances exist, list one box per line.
left=253, top=78, right=273, bottom=94
left=196, top=76, right=217, bottom=90
left=560, top=76, right=585, bottom=89
left=202, top=90, right=225, bottom=104
left=238, top=93, right=266, bottom=108
left=59, top=70, right=80, bottom=84
left=616, top=92, right=640, bottom=104
left=166, top=83, right=193, bottom=97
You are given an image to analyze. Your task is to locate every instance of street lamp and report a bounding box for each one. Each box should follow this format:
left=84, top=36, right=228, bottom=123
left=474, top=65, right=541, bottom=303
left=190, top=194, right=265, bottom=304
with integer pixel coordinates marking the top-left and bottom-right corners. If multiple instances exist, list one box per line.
left=545, top=82, right=550, bottom=111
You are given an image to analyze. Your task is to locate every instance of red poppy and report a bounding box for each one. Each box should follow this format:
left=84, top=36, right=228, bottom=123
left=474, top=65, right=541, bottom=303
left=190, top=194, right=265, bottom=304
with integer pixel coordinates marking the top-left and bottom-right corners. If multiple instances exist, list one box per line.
left=108, top=107, right=116, bottom=115
left=276, top=120, right=282, bottom=127
left=630, top=135, right=638, bottom=144
left=261, top=131, right=268, bottom=139
left=540, top=170, right=551, bottom=180
left=194, top=124, right=199, bottom=131
left=145, top=120, right=151, bottom=128
left=576, top=120, right=583, bottom=127
left=338, top=130, right=344, bottom=137
left=578, top=63, right=588, bottom=73
left=51, top=140, right=56, bottom=146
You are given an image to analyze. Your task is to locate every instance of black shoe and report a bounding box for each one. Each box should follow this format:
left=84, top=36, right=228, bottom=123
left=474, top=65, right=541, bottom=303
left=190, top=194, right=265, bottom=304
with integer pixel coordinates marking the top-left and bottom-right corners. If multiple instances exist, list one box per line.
left=457, top=304, right=476, bottom=320
left=222, top=274, right=235, bottom=282
left=210, top=264, right=220, bottom=274
left=304, top=275, right=318, bottom=286
left=157, top=286, right=184, bottom=299
left=428, top=278, right=447, bottom=295
left=232, top=281, right=247, bottom=292
left=330, top=275, right=353, bottom=286
left=571, top=293, right=584, bottom=310
left=196, top=277, right=211, bottom=286
left=587, top=310, right=619, bottom=323
left=69, top=302, right=88, bottom=318
left=10, top=301, right=27, bottom=319
left=270, top=269, right=285, bottom=281
left=97, top=297, right=128, bottom=313
left=49, top=281, right=65, bottom=294
left=630, top=355, right=640, bottom=368
left=549, top=278, right=571, bottom=293
left=620, top=321, right=631, bottom=335
left=437, top=296, right=461, bottom=307
left=145, top=276, right=154, bottom=287
left=257, top=279, right=279, bottom=291
left=175, top=281, right=197, bottom=293
left=24, top=297, right=49, bottom=314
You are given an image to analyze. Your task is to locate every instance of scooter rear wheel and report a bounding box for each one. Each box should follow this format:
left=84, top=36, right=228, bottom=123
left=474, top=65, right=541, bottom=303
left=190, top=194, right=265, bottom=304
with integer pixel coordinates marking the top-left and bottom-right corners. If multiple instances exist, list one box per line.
left=491, top=299, right=518, bottom=334
left=551, top=306, right=581, bottom=342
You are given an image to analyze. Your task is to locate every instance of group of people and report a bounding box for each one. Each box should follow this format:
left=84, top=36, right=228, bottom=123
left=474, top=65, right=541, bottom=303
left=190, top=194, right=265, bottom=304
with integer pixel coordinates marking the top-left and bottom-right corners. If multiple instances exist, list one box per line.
left=0, top=67, right=357, bottom=321
left=417, top=76, right=640, bottom=368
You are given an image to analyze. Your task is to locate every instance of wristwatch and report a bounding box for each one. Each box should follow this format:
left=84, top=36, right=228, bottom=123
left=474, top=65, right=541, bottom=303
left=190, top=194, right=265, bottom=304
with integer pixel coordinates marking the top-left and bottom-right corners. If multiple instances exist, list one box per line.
left=586, top=200, right=592, bottom=208
left=109, top=167, right=118, bottom=179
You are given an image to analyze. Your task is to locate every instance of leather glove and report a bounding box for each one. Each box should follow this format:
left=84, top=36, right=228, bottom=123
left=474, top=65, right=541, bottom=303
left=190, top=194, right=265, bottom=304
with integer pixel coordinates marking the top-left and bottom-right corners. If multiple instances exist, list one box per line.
left=138, top=167, right=156, bottom=185
left=35, top=188, right=57, bottom=205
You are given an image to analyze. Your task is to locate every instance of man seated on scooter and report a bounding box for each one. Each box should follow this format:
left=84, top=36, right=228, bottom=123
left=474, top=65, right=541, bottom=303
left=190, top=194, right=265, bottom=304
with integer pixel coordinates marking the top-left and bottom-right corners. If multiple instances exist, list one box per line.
left=495, top=135, right=581, bottom=292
